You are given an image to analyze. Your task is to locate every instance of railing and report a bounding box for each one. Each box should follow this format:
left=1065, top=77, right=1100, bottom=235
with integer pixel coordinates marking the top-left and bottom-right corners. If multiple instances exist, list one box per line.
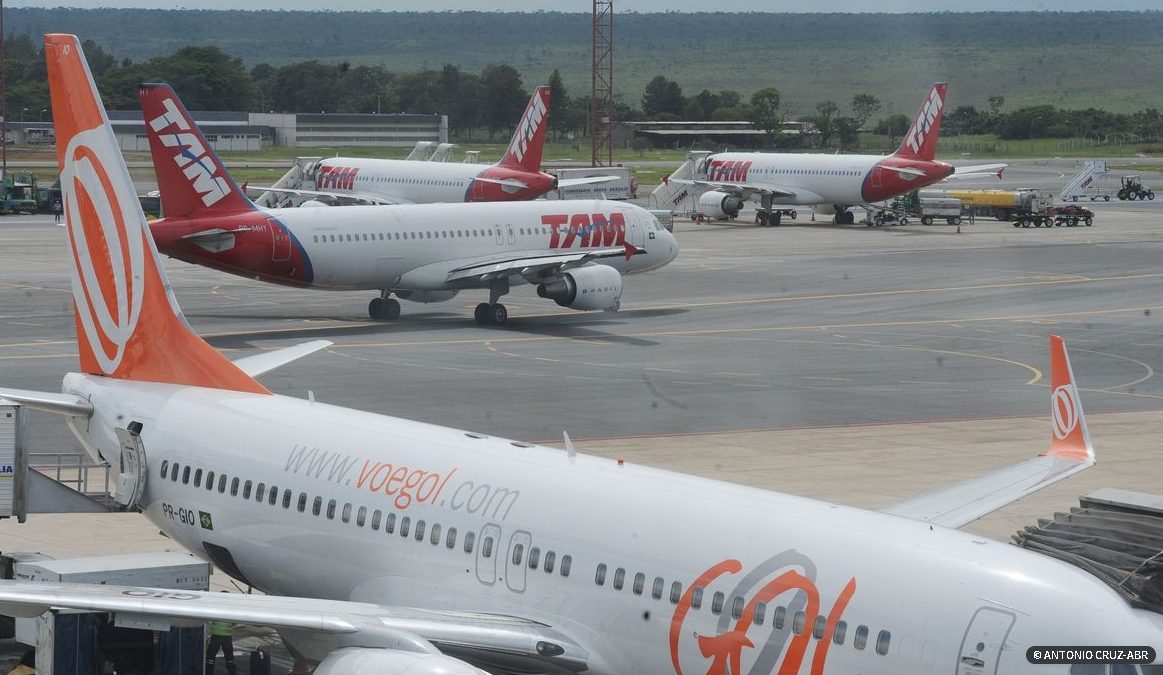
left=29, top=451, right=111, bottom=498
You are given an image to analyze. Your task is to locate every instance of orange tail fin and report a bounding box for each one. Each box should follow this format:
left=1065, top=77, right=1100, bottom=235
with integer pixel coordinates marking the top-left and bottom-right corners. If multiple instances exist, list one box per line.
left=893, top=82, right=947, bottom=162
left=497, top=85, right=550, bottom=173
left=1044, top=334, right=1093, bottom=462
left=45, top=34, right=267, bottom=394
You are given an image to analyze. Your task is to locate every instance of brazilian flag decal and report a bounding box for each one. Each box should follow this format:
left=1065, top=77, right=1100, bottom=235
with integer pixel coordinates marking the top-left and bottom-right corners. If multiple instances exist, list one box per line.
left=199, top=511, right=214, bottom=531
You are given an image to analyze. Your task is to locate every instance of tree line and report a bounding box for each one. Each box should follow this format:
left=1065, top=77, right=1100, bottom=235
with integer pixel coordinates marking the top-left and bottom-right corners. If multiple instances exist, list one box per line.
left=4, top=35, right=1161, bottom=148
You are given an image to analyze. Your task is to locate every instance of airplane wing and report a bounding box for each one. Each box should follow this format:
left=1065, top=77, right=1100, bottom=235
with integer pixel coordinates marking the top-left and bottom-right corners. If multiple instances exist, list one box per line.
left=881, top=335, right=1094, bottom=529
left=555, top=175, right=620, bottom=189
left=232, top=340, right=333, bottom=378
left=444, top=244, right=642, bottom=284
left=250, top=185, right=404, bottom=206
left=945, top=163, right=1007, bottom=181
left=0, top=580, right=588, bottom=672
left=669, top=178, right=800, bottom=200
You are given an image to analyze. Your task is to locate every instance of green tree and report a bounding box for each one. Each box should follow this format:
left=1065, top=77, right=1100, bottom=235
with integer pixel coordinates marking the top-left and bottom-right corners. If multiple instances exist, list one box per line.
left=99, top=46, right=252, bottom=110
left=547, top=69, right=569, bottom=140
left=850, top=93, right=881, bottom=128
left=813, top=100, right=838, bottom=148
left=748, top=87, right=782, bottom=140
left=480, top=64, right=527, bottom=139
left=642, top=75, right=683, bottom=119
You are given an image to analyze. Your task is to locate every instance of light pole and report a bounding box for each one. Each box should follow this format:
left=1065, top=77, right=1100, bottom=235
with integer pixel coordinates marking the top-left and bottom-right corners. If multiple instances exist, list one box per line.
left=39, top=109, right=46, bottom=123
left=20, top=107, right=27, bottom=123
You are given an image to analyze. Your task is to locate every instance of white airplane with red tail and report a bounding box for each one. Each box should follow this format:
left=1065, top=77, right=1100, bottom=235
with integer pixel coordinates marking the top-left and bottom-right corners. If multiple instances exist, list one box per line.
left=140, top=83, right=676, bottom=325
left=260, top=86, right=613, bottom=206
left=674, top=83, right=1006, bottom=226
left=0, top=36, right=1159, bottom=675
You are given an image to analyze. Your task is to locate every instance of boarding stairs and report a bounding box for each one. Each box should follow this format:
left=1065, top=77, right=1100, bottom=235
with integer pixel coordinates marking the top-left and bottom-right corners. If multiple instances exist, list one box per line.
left=650, top=151, right=709, bottom=215
left=253, top=157, right=324, bottom=208
left=1058, top=160, right=1110, bottom=202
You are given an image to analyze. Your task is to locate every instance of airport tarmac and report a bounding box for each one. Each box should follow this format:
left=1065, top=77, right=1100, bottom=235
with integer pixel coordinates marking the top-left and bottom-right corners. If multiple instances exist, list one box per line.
left=1, top=201, right=1162, bottom=650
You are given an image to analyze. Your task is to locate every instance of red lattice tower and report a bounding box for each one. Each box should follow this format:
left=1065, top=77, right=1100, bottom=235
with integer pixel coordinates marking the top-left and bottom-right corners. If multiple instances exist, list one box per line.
left=591, top=0, right=613, bottom=167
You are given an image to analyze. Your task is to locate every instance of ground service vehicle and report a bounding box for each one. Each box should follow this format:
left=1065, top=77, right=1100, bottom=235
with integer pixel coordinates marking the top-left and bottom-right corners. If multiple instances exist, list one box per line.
left=1012, top=204, right=1094, bottom=228
left=1117, top=175, right=1155, bottom=201
left=932, top=188, right=1051, bottom=220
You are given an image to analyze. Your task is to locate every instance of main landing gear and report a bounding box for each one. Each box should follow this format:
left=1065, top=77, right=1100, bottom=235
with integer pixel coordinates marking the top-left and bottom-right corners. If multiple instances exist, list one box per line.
left=474, top=278, right=510, bottom=326
left=833, top=209, right=855, bottom=225
left=368, top=292, right=401, bottom=321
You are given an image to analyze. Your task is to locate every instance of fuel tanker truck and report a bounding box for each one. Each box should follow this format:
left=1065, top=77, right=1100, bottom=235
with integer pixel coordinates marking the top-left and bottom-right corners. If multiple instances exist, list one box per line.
left=918, top=188, right=1052, bottom=221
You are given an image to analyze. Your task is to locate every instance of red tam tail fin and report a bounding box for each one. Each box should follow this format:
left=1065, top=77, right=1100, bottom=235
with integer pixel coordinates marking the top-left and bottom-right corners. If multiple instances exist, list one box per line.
left=46, top=35, right=267, bottom=394
left=139, top=83, right=254, bottom=218
left=497, top=86, right=550, bottom=173
left=894, top=82, right=947, bottom=162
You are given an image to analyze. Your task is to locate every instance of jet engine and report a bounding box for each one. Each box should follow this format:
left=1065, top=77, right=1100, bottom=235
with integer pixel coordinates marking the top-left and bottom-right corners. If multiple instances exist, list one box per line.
left=313, top=648, right=487, bottom=675
left=697, top=190, right=745, bottom=219
left=536, top=264, right=623, bottom=311
left=395, top=290, right=459, bottom=304
left=299, top=200, right=330, bottom=208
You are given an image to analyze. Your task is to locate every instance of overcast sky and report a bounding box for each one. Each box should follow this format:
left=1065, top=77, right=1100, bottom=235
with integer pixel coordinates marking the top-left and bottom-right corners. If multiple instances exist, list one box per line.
left=7, top=0, right=1158, bottom=10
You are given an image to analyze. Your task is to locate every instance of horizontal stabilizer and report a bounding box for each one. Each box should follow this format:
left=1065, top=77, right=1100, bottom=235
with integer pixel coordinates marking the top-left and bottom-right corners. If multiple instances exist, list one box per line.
left=556, top=175, right=620, bottom=188
left=0, top=388, right=93, bottom=417
left=946, top=163, right=1007, bottom=181
left=232, top=340, right=333, bottom=378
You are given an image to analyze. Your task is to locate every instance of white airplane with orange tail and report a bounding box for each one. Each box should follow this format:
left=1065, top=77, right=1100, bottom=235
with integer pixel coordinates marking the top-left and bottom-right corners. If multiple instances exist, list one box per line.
left=675, top=83, right=1006, bottom=226
left=258, top=86, right=613, bottom=206
left=0, top=35, right=1160, bottom=675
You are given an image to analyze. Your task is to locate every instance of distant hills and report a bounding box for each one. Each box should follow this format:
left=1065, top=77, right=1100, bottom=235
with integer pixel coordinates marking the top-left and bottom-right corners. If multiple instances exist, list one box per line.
left=9, top=9, right=1163, bottom=115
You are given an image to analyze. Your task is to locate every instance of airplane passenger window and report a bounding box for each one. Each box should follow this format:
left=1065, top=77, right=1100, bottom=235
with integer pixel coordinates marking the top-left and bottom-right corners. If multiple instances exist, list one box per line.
left=633, top=573, right=646, bottom=596
left=170, top=463, right=179, bottom=481
left=854, top=625, right=868, bottom=650
left=326, top=499, right=336, bottom=519
left=670, top=581, right=682, bottom=604
left=755, top=602, right=766, bottom=625
left=219, top=475, right=227, bottom=493
left=342, top=503, right=352, bottom=523
left=528, top=547, right=540, bottom=569
left=595, top=563, right=607, bottom=586
left=386, top=513, right=396, bottom=533
left=482, top=536, right=494, bottom=558
left=544, top=550, right=555, bottom=573
left=194, top=469, right=203, bottom=487
left=813, top=616, right=826, bottom=639
left=312, top=496, right=322, bottom=516
left=731, top=596, right=744, bottom=619
left=312, top=236, right=317, bottom=243
left=160, top=460, right=168, bottom=478
left=243, top=480, right=252, bottom=499
left=613, top=568, right=625, bottom=590
left=793, top=611, right=806, bottom=635
left=652, top=577, right=664, bottom=600
left=256, top=483, right=265, bottom=502
left=230, top=478, right=239, bottom=496
left=205, top=471, right=215, bottom=490
left=415, top=519, right=425, bottom=540
left=464, top=531, right=474, bottom=553
left=512, top=543, right=524, bottom=566
left=182, top=466, right=190, bottom=484
left=773, top=606, right=786, bottom=630
left=297, top=493, right=307, bottom=513
left=371, top=510, right=382, bottom=530
left=711, top=591, right=724, bottom=613
left=356, top=506, right=366, bottom=526
left=268, top=486, right=279, bottom=506
left=561, top=555, right=571, bottom=577
left=282, top=490, right=292, bottom=509
left=430, top=523, right=441, bottom=544
left=400, top=516, right=411, bottom=537
left=875, top=630, right=891, bottom=656
left=834, top=621, right=847, bottom=645
left=691, top=586, right=702, bottom=610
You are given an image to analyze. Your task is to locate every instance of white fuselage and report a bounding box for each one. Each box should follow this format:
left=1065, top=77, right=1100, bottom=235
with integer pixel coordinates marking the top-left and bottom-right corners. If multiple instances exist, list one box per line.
left=310, top=157, right=490, bottom=204
left=64, top=373, right=1163, bottom=674
left=702, top=152, right=880, bottom=205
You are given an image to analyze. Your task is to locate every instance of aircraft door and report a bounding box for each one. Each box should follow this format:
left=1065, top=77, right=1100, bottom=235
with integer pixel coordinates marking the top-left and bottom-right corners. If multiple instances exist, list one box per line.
left=475, top=523, right=501, bottom=585
left=956, top=607, right=1015, bottom=675
left=113, top=426, right=147, bottom=510
left=270, top=218, right=291, bottom=262
left=504, top=530, right=532, bottom=593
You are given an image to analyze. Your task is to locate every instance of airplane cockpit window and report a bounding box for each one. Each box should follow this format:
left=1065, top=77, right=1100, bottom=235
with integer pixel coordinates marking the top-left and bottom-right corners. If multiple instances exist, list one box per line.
left=875, top=630, right=891, bottom=656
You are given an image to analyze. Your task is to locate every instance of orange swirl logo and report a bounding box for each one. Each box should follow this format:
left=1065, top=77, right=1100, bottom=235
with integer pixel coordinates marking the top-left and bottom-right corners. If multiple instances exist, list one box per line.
left=62, top=127, right=147, bottom=374
left=1051, top=384, right=1079, bottom=440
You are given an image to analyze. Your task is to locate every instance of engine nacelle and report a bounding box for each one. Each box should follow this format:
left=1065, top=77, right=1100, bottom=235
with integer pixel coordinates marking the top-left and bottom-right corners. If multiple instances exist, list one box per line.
left=536, top=264, right=623, bottom=311
left=697, top=190, right=745, bottom=219
left=314, top=648, right=487, bottom=675
left=299, top=199, right=330, bottom=208
left=395, top=290, right=459, bottom=304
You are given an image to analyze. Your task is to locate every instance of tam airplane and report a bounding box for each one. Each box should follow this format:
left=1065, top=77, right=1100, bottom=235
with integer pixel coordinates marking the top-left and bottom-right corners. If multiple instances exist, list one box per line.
left=676, top=83, right=1006, bottom=226
left=140, top=83, right=677, bottom=325
left=1, top=35, right=1160, bottom=675
left=260, top=86, right=614, bottom=206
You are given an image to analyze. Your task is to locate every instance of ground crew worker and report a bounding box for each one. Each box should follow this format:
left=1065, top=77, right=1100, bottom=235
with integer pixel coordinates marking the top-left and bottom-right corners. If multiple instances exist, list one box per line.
left=52, top=200, right=62, bottom=223
left=205, top=614, right=237, bottom=675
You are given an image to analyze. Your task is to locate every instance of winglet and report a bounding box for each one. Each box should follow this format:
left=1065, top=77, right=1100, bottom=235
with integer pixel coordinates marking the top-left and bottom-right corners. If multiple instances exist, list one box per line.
left=139, top=82, right=254, bottom=218
left=46, top=34, right=268, bottom=394
left=893, top=82, right=947, bottom=162
left=1042, top=334, right=1093, bottom=462
left=497, top=86, right=550, bottom=173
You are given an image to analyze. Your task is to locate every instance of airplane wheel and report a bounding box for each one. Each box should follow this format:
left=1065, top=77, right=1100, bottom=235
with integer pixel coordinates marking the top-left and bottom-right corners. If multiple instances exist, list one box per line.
left=384, top=298, right=401, bottom=319
left=491, top=304, right=508, bottom=326
left=368, top=297, right=383, bottom=319
left=772, top=212, right=782, bottom=226
left=474, top=302, right=490, bottom=325
left=757, top=211, right=768, bottom=227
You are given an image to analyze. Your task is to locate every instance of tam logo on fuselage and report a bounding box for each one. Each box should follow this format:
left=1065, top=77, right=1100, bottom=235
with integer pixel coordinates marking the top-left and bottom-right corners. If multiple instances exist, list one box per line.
left=148, top=98, right=231, bottom=207
left=544, top=212, right=626, bottom=249
left=706, top=160, right=753, bottom=183
left=316, top=165, right=360, bottom=191
left=507, top=92, right=548, bottom=164
left=904, top=89, right=944, bottom=155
